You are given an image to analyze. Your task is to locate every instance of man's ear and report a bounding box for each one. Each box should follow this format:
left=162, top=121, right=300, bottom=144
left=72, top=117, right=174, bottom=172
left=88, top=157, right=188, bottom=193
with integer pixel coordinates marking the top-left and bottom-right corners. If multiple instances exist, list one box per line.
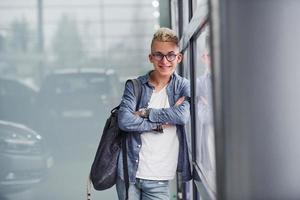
left=149, top=54, right=154, bottom=63
left=177, top=53, right=183, bottom=63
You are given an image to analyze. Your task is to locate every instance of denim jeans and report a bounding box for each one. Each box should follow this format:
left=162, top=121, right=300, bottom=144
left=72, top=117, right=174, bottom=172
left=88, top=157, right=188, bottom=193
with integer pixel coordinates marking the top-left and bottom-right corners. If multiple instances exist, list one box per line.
left=116, top=177, right=170, bottom=200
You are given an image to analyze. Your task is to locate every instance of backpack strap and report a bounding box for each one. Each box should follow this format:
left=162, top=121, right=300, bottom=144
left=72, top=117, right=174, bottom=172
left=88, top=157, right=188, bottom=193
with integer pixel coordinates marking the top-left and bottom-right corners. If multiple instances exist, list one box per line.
left=123, top=78, right=141, bottom=200
left=122, top=132, right=129, bottom=200
left=87, top=175, right=92, bottom=200
left=125, top=78, right=142, bottom=107
left=131, top=79, right=142, bottom=107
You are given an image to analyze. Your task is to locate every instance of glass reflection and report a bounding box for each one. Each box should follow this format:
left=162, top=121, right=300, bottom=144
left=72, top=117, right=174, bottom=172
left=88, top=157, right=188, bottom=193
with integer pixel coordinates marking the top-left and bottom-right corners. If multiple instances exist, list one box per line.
left=195, top=26, right=216, bottom=196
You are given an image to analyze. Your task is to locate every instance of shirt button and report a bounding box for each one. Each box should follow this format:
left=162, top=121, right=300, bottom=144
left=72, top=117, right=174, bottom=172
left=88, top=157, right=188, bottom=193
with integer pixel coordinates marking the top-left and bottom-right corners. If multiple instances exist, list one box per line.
left=136, top=159, right=138, bottom=163
left=137, top=145, right=141, bottom=148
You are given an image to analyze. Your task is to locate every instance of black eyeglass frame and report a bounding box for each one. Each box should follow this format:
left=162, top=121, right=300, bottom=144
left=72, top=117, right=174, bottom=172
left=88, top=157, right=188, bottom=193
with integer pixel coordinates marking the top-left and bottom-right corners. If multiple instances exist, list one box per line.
left=151, top=52, right=180, bottom=62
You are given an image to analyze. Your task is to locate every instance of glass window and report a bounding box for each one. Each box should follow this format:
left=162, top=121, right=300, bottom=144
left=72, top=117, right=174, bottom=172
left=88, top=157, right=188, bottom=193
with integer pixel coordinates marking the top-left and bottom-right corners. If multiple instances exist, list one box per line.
left=182, top=0, right=190, bottom=30
left=194, top=25, right=216, bottom=197
left=0, top=0, right=160, bottom=199
left=170, top=0, right=189, bottom=36
left=170, top=0, right=179, bottom=33
left=195, top=0, right=208, bottom=8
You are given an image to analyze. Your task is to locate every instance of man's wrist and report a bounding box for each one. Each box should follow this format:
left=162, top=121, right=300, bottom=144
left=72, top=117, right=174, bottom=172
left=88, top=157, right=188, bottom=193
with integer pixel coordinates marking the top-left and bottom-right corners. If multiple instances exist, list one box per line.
left=139, top=108, right=151, bottom=118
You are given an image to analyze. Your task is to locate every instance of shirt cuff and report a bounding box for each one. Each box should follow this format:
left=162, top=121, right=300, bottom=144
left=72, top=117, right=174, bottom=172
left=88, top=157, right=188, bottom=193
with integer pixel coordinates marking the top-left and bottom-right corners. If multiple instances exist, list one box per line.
left=148, top=108, right=159, bottom=122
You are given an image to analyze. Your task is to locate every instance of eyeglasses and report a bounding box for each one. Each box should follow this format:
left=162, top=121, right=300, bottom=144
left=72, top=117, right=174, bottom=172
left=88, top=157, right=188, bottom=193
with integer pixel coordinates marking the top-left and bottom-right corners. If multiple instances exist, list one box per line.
left=151, top=52, right=178, bottom=62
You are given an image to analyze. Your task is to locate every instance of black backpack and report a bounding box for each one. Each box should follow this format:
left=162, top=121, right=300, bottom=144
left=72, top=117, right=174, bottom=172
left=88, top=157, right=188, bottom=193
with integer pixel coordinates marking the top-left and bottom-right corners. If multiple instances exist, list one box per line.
left=87, top=79, right=141, bottom=199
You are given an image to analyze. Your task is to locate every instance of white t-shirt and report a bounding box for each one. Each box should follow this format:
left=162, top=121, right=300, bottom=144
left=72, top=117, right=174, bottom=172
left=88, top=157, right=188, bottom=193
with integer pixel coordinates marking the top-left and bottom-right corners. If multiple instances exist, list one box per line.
left=136, top=86, right=179, bottom=180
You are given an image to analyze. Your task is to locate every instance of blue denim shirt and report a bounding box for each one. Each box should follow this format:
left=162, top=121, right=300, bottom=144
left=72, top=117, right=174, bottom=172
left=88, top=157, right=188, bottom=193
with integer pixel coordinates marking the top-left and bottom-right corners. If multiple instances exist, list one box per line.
left=117, top=71, right=192, bottom=183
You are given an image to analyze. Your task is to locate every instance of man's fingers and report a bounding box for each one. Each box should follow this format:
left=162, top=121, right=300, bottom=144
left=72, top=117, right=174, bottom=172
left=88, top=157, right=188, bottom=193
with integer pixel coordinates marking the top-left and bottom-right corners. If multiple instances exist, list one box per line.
left=134, top=111, right=141, bottom=116
left=162, top=124, right=171, bottom=129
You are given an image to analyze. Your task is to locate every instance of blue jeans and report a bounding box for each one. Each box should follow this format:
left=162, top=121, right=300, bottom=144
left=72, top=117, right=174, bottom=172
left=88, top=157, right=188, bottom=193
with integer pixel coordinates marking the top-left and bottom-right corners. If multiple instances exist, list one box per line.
left=116, top=177, right=170, bottom=200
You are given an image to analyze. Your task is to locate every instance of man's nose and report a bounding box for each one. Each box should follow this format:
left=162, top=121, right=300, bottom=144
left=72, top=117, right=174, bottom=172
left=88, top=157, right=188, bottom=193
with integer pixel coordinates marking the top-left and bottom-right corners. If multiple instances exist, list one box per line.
left=160, top=55, right=169, bottom=63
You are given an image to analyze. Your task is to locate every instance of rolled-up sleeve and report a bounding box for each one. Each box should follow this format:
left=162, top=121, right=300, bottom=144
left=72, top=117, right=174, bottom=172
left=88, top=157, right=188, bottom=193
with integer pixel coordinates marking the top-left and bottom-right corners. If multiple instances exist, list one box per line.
left=118, top=80, right=158, bottom=132
left=148, top=101, right=190, bottom=125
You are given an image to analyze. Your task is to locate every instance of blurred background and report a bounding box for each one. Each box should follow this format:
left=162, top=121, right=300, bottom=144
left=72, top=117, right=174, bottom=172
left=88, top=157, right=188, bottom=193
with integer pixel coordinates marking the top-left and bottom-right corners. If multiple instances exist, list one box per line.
left=0, top=0, right=170, bottom=199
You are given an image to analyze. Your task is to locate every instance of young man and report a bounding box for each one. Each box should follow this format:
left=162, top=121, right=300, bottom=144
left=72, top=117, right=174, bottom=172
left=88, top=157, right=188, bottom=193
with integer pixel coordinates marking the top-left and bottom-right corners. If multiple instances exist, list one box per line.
left=117, top=27, right=191, bottom=200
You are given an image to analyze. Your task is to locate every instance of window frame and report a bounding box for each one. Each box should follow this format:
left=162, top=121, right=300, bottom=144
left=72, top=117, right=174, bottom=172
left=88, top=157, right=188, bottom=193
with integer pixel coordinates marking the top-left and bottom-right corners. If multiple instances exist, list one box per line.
left=172, top=1, right=217, bottom=199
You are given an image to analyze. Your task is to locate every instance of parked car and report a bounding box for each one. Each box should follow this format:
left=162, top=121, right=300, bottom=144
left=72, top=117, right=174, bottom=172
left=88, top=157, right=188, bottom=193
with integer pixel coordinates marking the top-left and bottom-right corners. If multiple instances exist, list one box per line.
left=0, top=120, right=53, bottom=194
left=0, top=78, right=39, bottom=129
left=37, top=68, right=122, bottom=155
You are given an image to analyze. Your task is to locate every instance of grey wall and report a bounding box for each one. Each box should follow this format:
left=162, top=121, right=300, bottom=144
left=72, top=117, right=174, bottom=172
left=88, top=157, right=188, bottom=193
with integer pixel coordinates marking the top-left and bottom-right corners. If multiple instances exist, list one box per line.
left=214, top=0, right=300, bottom=199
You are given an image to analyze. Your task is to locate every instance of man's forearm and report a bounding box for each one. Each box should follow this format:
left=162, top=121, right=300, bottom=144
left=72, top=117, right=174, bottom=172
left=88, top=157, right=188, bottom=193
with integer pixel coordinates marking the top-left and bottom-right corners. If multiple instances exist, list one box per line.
left=147, top=101, right=190, bottom=125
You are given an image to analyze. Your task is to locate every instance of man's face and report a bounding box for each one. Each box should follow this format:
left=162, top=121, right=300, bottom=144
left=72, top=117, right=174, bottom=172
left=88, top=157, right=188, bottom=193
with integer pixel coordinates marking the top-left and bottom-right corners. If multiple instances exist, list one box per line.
left=149, top=40, right=182, bottom=77
left=201, top=50, right=211, bottom=73
left=201, top=50, right=211, bottom=66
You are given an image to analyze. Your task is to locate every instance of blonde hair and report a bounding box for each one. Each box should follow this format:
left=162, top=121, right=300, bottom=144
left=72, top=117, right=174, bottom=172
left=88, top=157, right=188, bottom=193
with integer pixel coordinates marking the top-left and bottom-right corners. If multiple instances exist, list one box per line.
left=151, top=27, right=179, bottom=51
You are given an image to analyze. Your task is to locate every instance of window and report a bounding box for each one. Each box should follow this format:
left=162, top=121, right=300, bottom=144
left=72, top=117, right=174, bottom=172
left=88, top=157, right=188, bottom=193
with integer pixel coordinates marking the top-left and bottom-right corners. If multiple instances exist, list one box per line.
left=172, top=0, right=216, bottom=199
left=0, top=1, right=160, bottom=199
left=194, top=26, right=216, bottom=197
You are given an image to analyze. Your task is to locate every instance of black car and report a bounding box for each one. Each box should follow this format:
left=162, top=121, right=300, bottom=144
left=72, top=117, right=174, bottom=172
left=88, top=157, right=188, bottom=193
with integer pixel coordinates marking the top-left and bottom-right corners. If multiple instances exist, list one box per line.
left=0, top=120, right=53, bottom=194
left=0, top=78, right=39, bottom=129
left=37, top=68, right=122, bottom=155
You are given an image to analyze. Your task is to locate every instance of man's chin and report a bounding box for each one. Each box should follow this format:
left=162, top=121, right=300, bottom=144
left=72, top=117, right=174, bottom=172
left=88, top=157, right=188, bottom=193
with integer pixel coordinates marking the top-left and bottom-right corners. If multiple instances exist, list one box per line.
left=158, top=70, right=172, bottom=76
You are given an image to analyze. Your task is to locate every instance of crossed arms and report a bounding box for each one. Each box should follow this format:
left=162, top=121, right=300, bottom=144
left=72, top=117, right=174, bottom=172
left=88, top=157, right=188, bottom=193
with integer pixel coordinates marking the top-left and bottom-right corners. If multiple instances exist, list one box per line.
left=118, top=80, right=190, bottom=133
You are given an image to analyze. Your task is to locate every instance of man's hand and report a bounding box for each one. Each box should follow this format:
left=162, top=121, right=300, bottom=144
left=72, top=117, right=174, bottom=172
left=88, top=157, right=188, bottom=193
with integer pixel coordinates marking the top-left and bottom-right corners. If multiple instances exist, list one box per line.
left=134, top=110, right=142, bottom=116
left=175, top=96, right=185, bottom=106
left=134, top=108, right=150, bottom=118
left=162, top=124, right=172, bottom=129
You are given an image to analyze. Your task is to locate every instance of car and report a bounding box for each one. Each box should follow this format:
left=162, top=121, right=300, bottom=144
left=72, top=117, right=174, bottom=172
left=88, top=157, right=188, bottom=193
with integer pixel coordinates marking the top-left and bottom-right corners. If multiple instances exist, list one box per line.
left=0, top=78, right=39, bottom=129
left=36, top=68, right=123, bottom=156
left=0, top=120, right=53, bottom=194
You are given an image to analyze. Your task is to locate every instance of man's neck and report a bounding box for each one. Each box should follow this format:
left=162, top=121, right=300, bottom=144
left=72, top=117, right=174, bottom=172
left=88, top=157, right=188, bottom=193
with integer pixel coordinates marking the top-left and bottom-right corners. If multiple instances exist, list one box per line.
left=149, top=71, right=171, bottom=90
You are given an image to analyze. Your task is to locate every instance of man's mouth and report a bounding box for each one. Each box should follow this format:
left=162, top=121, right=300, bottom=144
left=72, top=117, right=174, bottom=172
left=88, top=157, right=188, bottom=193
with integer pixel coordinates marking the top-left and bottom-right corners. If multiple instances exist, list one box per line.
left=159, top=65, right=171, bottom=68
